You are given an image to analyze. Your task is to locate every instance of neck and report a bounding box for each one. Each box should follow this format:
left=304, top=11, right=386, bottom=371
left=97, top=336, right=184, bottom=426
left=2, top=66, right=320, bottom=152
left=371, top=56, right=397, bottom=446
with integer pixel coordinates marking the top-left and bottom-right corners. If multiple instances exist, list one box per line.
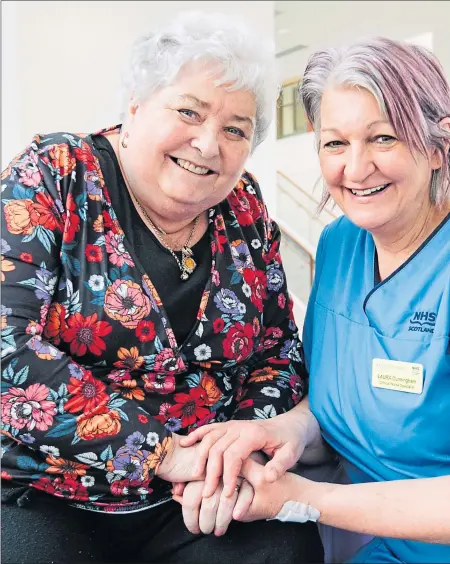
left=373, top=203, right=449, bottom=280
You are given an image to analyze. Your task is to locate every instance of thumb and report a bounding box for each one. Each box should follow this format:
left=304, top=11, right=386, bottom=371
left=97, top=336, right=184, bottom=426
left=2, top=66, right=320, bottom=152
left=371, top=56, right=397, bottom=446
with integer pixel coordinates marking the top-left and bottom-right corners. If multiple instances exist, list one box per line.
left=264, top=443, right=297, bottom=482
left=171, top=482, right=186, bottom=496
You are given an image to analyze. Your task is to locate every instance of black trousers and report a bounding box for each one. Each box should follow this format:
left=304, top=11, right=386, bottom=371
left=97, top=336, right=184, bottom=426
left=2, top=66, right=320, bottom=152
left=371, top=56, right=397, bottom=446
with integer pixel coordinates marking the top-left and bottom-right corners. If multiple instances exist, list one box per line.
left=1, top=489, right=324, bottom=564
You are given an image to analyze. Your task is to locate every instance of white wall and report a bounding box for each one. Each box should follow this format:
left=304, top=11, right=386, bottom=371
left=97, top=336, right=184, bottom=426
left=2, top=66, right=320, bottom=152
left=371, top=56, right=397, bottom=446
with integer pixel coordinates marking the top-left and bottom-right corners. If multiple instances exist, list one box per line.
left=2, top=0, right=278, bottom=215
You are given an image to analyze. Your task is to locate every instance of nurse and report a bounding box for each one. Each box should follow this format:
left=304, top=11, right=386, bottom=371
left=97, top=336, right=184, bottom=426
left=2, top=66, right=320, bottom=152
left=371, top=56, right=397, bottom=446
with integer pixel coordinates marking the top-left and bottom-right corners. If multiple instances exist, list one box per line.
left=178, top=36, right=450, bottom=562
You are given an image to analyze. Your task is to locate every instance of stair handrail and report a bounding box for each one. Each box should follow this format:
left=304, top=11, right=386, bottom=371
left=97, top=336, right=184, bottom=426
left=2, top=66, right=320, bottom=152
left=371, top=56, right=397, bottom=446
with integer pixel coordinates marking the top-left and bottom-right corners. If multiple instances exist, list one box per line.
left=276, top=216, right=316, bottom=287
left=277, top=170, right=339, bottom=220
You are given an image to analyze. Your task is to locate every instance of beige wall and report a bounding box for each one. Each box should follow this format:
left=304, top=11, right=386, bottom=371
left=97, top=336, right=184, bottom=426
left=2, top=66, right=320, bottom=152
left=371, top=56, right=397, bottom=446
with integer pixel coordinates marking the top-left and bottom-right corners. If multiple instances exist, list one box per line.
left=2, top=0, right=278, bottom=214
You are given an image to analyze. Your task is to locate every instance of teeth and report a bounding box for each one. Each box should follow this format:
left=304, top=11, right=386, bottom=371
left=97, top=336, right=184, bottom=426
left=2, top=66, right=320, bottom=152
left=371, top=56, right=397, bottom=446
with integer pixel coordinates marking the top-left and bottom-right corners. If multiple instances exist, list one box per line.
left=176, top=158, right=210, bottom=176
left=351, top=184, right=388, bottom=196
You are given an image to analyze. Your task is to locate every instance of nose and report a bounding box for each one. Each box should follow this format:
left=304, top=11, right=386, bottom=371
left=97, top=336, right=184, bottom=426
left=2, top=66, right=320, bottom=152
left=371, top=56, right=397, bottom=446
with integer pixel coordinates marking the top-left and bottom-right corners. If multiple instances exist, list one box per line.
left=344, top=145, right=376, bottom=185
left=190, top=124, right=220, bottom=160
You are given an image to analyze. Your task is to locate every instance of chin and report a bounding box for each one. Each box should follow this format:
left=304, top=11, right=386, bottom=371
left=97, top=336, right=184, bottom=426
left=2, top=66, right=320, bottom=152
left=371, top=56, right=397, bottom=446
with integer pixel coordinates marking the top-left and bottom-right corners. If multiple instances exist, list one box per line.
left=344, top=209, right=393, bottom=233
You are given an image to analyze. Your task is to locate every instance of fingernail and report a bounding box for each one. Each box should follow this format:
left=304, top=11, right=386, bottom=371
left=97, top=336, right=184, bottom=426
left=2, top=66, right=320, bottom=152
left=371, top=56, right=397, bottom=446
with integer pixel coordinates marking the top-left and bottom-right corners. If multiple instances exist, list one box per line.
left=215, top=529, right=224, bottom=536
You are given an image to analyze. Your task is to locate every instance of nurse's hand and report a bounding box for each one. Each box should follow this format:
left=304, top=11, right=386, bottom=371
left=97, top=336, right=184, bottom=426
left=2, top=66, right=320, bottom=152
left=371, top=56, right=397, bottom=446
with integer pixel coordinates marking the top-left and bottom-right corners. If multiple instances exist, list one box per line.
left=180, top=413, right=309, bottom=498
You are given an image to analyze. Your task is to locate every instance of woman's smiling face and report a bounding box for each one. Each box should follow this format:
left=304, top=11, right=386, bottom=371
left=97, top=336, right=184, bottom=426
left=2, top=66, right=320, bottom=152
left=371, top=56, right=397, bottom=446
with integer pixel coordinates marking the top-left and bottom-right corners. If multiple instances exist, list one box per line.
left=319, top=86, right=441, bottom=236
left=122, top=61, right=256, bottom=220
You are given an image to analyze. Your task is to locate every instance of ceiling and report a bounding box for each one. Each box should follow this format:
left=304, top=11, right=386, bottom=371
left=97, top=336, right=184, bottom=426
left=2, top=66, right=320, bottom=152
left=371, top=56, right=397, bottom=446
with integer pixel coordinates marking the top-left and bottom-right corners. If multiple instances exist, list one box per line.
left=274, top=0, right=448, bottom=56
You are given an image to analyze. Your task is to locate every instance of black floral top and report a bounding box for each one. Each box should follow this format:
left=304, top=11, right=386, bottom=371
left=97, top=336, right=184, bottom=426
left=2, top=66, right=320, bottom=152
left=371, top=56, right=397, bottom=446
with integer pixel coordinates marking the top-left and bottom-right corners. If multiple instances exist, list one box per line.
left=1, top=126, right=307, bottom=513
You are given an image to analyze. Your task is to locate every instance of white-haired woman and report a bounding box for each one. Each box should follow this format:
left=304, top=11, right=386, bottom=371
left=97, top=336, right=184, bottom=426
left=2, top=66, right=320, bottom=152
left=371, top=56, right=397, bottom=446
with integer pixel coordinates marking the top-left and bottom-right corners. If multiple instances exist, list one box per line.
left=180, top=37, right=450, bottom=563
left=0, top=11, right=323, bottom=564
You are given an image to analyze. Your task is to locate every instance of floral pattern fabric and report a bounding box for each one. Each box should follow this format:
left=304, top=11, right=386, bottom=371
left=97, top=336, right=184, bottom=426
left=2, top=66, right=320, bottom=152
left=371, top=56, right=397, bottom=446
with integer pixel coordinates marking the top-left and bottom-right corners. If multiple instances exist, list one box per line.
left=1, top=126, right=307, bottom=512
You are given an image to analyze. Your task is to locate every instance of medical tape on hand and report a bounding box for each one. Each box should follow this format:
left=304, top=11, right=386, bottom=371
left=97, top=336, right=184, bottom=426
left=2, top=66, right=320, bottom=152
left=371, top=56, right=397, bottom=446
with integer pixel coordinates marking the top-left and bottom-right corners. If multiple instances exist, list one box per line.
left=268, top=500, right=321, bottom=523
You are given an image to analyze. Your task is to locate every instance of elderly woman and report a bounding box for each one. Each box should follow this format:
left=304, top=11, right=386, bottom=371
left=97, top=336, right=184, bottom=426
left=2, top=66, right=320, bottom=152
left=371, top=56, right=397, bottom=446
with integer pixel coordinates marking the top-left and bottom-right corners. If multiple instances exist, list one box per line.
left=0, top=11, right=323, bottom=564
left=180, top=37, right=450, bottom=563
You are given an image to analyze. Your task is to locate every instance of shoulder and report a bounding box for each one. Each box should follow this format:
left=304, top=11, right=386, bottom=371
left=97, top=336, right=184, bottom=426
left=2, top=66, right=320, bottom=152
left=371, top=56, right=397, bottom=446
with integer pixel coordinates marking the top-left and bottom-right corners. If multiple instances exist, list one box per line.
left=318, top=215, right=364, bottom=256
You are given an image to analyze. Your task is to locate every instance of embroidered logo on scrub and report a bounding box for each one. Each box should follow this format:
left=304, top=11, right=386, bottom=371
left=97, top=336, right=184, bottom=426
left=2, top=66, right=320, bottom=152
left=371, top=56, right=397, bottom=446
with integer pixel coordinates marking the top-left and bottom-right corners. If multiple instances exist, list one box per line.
left=408, top=311, right=436, bottom=334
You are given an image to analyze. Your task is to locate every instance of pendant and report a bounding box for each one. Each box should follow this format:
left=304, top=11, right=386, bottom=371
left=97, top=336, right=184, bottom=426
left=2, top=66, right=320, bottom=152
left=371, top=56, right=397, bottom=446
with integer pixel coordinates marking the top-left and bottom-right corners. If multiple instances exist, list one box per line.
left=180, top=251, right=196, bottom=280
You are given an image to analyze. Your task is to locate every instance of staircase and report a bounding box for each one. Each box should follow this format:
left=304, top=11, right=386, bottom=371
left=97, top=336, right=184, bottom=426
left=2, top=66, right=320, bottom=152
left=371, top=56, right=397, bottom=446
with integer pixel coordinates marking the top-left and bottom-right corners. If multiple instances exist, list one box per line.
left=276, top=170, right=339, bottom=329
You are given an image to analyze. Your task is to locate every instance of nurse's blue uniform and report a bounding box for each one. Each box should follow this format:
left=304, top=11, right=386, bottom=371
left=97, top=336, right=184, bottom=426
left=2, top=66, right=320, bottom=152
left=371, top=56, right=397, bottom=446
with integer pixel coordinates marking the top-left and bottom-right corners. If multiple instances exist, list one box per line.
left=304, top=214, right=450, bottom=563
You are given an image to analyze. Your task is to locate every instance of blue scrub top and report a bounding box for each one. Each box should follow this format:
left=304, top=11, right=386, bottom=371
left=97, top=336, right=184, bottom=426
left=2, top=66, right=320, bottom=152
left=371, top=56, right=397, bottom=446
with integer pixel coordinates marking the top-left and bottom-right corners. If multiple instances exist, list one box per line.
left=304, top=214, right=450, bottom=563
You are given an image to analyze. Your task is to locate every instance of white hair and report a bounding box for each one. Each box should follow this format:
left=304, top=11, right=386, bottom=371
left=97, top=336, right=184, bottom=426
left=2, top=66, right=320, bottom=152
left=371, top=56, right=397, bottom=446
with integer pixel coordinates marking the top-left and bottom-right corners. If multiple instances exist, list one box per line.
left=120, top=11, right=277, bottom=151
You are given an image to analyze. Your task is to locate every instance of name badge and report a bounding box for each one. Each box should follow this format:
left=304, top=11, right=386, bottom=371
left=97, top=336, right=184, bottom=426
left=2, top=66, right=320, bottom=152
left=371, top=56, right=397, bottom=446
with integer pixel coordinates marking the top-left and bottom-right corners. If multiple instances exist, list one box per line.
left=372, top=358, right=424, bottom=394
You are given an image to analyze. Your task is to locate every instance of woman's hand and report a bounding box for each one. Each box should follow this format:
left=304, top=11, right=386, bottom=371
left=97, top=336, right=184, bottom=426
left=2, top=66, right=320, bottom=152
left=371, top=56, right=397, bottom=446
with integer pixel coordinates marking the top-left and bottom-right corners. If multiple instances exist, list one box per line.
left=172, top=451, right=264, bottom=535
left=173, top=477, right=255, bottom=536
left=179, top=412, right=310, bottom=497
left=156, top=433, right=205, bottom=483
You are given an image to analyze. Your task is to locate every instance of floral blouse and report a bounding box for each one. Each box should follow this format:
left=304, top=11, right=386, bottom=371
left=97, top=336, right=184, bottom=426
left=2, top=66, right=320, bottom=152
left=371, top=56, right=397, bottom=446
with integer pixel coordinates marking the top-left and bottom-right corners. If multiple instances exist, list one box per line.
left=1, top=126, right=307, bottom=512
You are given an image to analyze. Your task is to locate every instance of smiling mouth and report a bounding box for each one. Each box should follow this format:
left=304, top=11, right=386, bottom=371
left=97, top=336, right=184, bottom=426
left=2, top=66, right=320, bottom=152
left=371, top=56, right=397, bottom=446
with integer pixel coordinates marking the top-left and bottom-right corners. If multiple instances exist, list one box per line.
left=169, top=156, right=215, bottom=176
left=347, top=183, right=391, bottom=197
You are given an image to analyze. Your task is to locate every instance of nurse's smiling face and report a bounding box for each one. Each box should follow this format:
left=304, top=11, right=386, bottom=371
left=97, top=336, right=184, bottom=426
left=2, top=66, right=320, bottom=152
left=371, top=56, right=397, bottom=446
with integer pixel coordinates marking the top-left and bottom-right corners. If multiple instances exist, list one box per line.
left=318, top=86, right=442, bottom=236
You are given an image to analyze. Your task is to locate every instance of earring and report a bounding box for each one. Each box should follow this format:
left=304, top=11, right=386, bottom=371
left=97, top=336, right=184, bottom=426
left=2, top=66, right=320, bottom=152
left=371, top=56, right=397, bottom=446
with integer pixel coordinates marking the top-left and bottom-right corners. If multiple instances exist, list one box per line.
left=121, top=132, right=129, bottom=149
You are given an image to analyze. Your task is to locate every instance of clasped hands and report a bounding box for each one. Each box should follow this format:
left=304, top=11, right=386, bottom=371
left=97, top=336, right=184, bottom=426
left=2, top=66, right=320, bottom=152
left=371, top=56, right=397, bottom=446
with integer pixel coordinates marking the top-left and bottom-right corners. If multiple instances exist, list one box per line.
left=157, top=415, right=308, bottom=536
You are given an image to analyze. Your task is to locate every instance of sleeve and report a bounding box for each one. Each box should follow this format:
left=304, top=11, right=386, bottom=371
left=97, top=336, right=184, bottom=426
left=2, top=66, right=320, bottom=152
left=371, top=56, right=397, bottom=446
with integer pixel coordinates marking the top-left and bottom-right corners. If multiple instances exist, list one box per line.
left=302, top=225, right=329, bottom=372
left=1, top=141, right=171, bottom=483
left=232, top=219, right=308, bottom=421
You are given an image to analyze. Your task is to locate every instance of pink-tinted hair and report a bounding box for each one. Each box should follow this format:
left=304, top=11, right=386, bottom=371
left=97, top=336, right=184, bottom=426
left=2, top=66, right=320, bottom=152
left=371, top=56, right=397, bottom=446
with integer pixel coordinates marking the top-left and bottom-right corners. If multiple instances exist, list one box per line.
left=299, top=36, right=450, bottom=206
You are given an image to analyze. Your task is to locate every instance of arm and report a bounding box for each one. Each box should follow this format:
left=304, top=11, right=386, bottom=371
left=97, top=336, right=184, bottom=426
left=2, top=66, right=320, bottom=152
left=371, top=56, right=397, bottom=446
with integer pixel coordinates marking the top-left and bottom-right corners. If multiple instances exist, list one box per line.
left=1, top=140, right=200, bottom=489
left=239, top=459, right=450, bottom=544
left=231, top=220, right=307, bottom=423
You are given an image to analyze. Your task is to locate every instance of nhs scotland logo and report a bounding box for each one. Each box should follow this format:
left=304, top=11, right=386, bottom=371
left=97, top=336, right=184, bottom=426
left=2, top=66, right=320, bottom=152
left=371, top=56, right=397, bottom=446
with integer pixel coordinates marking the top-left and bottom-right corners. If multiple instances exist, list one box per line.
left=408, top=311, right=436, bottom=334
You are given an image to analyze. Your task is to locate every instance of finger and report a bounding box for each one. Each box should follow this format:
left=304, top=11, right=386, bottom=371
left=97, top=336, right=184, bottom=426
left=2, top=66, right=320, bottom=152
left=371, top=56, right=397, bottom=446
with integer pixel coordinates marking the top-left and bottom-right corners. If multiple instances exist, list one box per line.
left=264, top=443, right=297, bottom=482
left=171, top=482, right=186, bottom=496
left=194, top=429, right=229, bottom=481
left=198, top=487, right=221, bottom=535
left=240, top=457, right=265, bottom=486
left=179, top=424, right=222, bottom=447
left=181, top=482, right=204, bottom=535
left=232, top=480, right=254, bottom=521
left=202, top=433, right=238, bottom=498
left=172, top=494, right=182, bottom=504
left=213, top=488, right=239, bottom=536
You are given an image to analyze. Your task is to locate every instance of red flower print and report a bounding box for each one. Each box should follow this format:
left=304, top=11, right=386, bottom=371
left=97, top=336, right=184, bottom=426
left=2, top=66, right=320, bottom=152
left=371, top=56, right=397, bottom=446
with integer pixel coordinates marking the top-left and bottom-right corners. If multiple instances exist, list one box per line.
left=63, top=193, right=80, bottom=243
left=33, top=192, right=63, bottom=231
left=61, top=312, right=112, bottom=357
left=73, top=144, right=97, bottom=172
left=278, top=293, right=286, bottom=309
left=138, top=414, right=148, bottom=424
left=213, top=318, right=225, bottom=333
left=85, top=244, right=103, bottom=262
left=228, top=190, right=262, bottom=226
left=153, top=349, right=184, bottom=373
left=135, top=320, right=156, bottom=342
left=33, top=476, right=56, bottom=496
left=19, top=252, right=33, bottom=263
left=222, top=322, right=254, bottom=362
left=1, top=470, right=12, bottom=480
left=65, top=371, right=109, bottom=415
left=167, top=387, right=210, bottom=428
left=243, top=268, right=267, bottom=313
left=52, top=476, right=89, bottom=501
left=43, top=302, right=67, bottom=345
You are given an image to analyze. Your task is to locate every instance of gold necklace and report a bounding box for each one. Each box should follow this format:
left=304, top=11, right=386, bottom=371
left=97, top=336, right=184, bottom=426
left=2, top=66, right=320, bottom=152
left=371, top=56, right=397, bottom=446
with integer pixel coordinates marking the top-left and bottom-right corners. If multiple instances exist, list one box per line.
left=116, top=149, right=200, bottom=281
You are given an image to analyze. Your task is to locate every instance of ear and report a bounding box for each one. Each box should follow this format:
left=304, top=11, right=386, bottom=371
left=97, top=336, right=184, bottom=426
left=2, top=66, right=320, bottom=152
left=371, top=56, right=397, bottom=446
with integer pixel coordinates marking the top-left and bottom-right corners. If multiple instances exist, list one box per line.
left=126, top=94, right=139, bottom=121
left=430, top=117, right=450, bottom=170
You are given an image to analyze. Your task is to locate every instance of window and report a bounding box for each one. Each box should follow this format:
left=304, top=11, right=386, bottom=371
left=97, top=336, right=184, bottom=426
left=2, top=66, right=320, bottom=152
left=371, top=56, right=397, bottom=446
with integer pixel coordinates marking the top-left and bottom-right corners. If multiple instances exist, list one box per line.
left=277, top=79, right=312, bottom=139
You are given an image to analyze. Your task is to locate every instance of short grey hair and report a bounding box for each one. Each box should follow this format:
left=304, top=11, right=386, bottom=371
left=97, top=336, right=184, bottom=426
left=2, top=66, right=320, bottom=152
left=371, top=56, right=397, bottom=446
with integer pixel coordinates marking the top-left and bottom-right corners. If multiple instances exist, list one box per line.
left=120, top=11, right=277, bottom=151
left=298, top=36, right=450, bottom=207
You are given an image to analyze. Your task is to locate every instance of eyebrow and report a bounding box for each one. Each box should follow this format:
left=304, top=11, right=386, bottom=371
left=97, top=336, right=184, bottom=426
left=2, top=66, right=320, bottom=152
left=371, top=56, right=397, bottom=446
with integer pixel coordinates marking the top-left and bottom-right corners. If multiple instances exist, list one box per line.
left=179, top=94, right=255, bottom=129
left=321, top=120, right=391, bottom=134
